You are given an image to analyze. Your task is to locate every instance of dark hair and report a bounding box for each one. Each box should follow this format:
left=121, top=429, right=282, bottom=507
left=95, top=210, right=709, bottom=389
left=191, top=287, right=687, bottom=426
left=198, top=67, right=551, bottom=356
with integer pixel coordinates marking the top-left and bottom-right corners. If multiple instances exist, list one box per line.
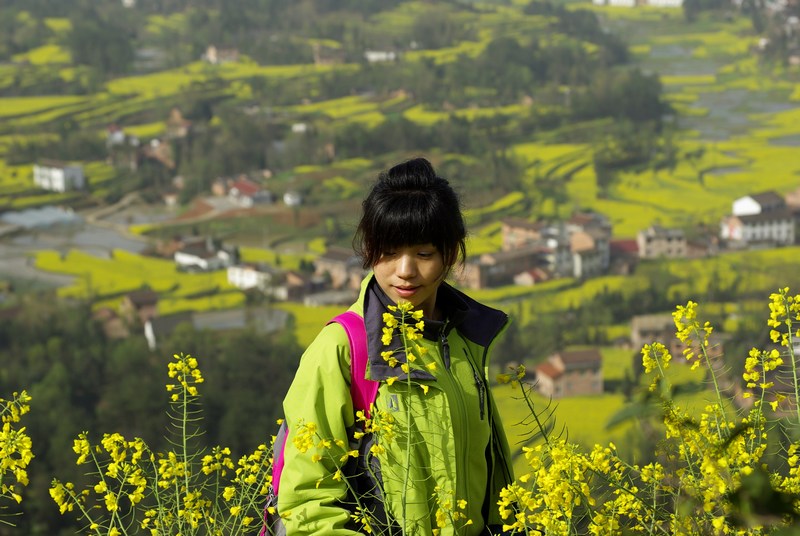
left=353, top=157, right=466, bottom=273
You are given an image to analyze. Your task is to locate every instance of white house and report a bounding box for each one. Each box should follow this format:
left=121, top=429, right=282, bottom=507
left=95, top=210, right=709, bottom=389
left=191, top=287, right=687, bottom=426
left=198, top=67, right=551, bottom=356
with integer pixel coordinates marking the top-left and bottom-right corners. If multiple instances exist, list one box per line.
left=174, top=237, right=237, bottom=271
left=732, top=191, right=785, bottom=217
left=33, top=160, right=85, bottom=192
left=647, top=0, right=683, bottom=6
left=364, top=50, right=398, bottom=63
left=283, top=190, right=303, bottom=207
left=721, top=191, right=795, bottom=246
left=227, top=263, right=289, bottom=299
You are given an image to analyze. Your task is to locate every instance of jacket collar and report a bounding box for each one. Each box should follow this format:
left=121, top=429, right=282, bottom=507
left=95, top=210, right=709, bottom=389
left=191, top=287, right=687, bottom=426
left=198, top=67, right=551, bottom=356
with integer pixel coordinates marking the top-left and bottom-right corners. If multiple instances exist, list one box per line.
left=354, top=274, right=508, bottom=382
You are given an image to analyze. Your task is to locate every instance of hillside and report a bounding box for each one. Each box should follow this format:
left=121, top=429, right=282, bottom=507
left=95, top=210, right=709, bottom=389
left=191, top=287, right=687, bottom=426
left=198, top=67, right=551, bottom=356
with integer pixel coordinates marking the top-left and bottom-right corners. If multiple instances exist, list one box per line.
left=0, top=1, right=800, bottom=532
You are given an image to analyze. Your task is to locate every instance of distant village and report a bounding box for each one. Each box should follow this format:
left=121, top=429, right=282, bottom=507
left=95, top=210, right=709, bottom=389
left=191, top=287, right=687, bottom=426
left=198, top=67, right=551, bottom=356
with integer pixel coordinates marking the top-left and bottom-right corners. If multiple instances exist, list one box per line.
left=19, top=97, right=800, bottom=402
left=26, top=148, right=800, bottom=400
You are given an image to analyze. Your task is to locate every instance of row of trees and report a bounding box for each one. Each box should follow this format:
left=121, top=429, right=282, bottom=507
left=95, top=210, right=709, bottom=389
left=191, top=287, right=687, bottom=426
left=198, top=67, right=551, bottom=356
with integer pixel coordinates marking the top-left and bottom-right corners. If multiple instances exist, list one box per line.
left=0, top=297, right=301, bottom=535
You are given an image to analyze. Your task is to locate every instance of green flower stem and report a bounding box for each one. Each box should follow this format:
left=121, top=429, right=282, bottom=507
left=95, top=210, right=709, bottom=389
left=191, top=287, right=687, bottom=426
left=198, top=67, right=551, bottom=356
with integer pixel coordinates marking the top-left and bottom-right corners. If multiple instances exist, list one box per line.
left=784, top=305, right=800, bottom=425
left=399, top=308, right=412, bottom=536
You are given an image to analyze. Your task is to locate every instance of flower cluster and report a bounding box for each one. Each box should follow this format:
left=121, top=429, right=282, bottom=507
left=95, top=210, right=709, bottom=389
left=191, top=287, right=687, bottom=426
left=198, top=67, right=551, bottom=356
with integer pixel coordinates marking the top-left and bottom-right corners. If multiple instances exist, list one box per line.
left=0, top=390, right=33, bottom=512
left=50, top=353, right=272, bottom=536
left=381, top=301, right=434, bottom=390
left=166, top=352, right=204, bottom=402
left=499, top=290, right=800, bottom=535
left=432, top=486, right=472, bottom=535
left=497, top=364, right=526, bottom=387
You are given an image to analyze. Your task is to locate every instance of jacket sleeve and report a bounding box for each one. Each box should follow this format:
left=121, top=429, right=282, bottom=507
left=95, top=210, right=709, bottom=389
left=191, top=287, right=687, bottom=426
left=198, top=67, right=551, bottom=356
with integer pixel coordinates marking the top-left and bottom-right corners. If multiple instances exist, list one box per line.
left=277, top=323, right=363, bottom=535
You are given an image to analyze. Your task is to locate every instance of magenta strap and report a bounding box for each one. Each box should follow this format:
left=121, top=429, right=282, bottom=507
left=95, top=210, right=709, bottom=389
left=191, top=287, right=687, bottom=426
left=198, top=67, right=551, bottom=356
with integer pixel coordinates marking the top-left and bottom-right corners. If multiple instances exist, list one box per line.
left=329, top=311, right=379, bottom=418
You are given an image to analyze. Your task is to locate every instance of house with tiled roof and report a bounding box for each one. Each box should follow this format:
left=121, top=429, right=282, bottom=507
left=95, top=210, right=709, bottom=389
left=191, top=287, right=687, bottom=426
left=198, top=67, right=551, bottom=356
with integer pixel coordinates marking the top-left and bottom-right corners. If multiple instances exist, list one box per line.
left=609, top=238, right=639, bottom=274
left=534, top=348, right=603, bottom=398
left=457, top=245, right=550, bottom=289
left=720, top=190, right=795, bottom=246
left=174, top=237, right=239, bottom=272
left=119, top=288, right=159, bottom=325
left=314, top=246, right=365, bottom=291
left=227, top=177, right=273, bottom=207
left=570, top=230, right=606, bottom=279
left=637, top=225, right=687, bottom=259
left=500, top=218, right=547, bottom=250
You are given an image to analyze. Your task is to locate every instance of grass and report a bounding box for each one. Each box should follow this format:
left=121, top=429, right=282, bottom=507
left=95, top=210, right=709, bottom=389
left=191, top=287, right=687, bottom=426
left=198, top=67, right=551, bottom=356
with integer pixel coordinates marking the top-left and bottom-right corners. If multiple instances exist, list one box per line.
left=33, top=249, right=240, bottom=313
left=12, top=44, right=71, bottom=65
left=0, top=95, right=89, bottom=118
left=274, top=302, right=347, bottom=348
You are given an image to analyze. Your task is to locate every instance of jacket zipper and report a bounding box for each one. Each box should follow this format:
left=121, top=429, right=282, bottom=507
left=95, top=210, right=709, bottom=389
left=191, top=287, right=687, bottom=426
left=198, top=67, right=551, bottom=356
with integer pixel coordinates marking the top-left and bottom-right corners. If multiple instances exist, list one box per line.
left=439, top=324, right=471, bottom=506
left=465, top=348, right=486, bottom=420
left=440, top=324, right=451, bottom=370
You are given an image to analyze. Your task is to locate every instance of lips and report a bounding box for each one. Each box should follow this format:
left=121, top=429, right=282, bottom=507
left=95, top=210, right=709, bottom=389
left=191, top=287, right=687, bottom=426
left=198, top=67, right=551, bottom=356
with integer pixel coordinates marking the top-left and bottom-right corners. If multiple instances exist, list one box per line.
left=394, top=286, right=418, bottom=298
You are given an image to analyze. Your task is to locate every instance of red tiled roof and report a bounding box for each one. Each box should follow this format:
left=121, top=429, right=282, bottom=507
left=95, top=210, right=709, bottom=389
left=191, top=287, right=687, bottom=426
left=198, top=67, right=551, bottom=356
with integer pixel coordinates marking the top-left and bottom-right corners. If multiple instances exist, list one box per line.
left=536, top=362, right=563, bottom=380
left=556, top=349, right=602, bottom=370
left=610, top=239, right=639, bottom=254
left=230, top=179, right=261, bottom=197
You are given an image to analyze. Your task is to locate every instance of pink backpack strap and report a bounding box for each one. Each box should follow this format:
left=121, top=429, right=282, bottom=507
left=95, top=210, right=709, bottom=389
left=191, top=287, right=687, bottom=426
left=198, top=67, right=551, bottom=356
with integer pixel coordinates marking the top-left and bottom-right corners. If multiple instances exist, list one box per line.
left=329, top=311, right=379, bottom=418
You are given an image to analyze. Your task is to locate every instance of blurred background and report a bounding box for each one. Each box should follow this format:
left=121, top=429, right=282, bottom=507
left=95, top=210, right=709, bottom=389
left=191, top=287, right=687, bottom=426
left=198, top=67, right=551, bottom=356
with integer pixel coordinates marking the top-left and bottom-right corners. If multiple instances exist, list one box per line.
left=0, top=0, right=798, bottom=533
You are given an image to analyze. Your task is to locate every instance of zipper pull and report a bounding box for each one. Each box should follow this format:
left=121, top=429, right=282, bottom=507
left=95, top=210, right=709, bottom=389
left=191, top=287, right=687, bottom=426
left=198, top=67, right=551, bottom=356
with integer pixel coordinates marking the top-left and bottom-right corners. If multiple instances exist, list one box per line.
left=440, top=330, right=450, bottom=370
left=473, top=369, right=486, bottom=420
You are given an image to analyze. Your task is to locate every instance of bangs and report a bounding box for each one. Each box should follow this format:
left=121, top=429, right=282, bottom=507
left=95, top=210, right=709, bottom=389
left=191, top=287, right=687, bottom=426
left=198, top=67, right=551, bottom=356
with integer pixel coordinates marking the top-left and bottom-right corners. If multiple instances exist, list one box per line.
left=359, top=191, right=462, bottom=268
left=370, top=204, right=445, bottom=253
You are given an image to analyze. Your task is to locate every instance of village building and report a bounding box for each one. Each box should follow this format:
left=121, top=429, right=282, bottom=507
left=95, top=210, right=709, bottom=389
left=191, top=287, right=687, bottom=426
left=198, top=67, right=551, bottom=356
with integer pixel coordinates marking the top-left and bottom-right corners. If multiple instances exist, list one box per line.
left=512, top=267, right=552, bottom=286
left=201, top=45, right=240, bottom=65
left=534, top=348, right=604, bottom=398
left=227, top=263, right=282, bottom=291
left=227, top=177, right=273, bottom=207
left=720, top=190, right=795, bottom=247
left=570, top=230, right=606, bottom=279
left=284, top=190, right=303, bottom=207
left=33, top=160, right=85, bottom=192
left=567, top=212, right=611, bottom=275
left=630, top=313, right=675, bottom=352
left=609, top=239, right=639, bottom=275
left=457, top=245, right=549, bottom=289
left=165, top=108, right=192, bottom=139
left=226, top=263, right=310, bottom=301
left=637, top=225, right=687, bottom=259
left=174, top=237, right=239, bottom=272
left=500, top=218, right=546, bottom=250
left=310, top=42, right=346, bottom=65
left=364, top=50, right=398, bottom=63
left=314, top=246, right=365, bottom=291
left=119, top=288, right=159, bottom=325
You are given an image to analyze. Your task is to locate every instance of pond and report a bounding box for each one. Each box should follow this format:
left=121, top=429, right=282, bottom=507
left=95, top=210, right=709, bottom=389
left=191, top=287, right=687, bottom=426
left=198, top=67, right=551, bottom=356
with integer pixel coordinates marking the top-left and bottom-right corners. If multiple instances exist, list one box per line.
left=678, top=89, right=797, bottom=140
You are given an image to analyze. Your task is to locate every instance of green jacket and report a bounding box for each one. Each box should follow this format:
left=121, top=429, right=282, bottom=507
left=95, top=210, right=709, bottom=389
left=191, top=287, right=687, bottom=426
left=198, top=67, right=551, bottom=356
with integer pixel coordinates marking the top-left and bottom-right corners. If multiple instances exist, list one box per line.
left=278, top=275, right=514, bottom=535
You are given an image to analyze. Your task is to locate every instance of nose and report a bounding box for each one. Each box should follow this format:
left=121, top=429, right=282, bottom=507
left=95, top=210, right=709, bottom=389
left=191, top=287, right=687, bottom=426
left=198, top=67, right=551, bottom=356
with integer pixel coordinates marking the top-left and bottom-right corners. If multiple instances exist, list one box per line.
left=397, top=253, right=417, bottom=279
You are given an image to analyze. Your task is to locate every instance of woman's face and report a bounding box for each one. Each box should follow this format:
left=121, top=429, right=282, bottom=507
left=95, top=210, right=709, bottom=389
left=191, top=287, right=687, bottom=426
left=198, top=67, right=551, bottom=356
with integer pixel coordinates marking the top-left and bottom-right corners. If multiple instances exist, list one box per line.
left=373, top=243, right=445, bottom=319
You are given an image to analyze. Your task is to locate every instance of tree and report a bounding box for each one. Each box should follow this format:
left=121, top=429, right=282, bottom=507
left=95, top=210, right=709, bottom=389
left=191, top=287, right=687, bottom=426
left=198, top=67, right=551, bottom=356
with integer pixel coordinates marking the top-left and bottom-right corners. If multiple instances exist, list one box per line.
left=65, top=4, right=136, bottom=75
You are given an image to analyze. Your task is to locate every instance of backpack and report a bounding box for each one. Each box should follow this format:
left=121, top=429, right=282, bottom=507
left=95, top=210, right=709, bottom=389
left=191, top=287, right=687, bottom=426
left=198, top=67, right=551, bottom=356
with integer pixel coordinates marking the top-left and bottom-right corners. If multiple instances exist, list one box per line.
left=259, top=311, right=379, bottom=536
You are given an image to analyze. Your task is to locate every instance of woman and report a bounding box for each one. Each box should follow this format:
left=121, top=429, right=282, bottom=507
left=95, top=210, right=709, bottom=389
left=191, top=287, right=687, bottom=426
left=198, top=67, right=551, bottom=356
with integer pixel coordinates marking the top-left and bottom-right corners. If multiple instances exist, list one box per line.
left=278, top=157, right=514, bottom=535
